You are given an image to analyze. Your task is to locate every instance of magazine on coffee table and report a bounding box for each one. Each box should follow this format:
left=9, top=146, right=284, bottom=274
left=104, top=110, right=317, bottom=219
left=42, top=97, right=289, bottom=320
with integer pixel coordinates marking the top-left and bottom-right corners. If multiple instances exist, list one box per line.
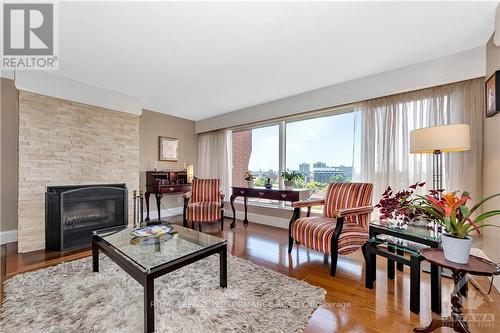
left=131, top=225, right=173, bottom=237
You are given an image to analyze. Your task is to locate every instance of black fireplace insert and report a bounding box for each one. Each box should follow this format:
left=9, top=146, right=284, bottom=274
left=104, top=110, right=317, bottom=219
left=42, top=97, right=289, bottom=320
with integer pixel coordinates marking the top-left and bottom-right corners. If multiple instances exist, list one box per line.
left=45, top=184, right=128, bottom=251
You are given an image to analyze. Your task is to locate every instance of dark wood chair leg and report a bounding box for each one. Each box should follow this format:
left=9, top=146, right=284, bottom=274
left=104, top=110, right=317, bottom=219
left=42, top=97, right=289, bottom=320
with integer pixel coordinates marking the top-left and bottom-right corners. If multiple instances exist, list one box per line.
left=288, top=207, right=300, bottom=254
left=330, top=243, right=339, bottom=276
left=220, top=204, right=224, bottom=231
left=329, top=217, right=344, bottom=277
left=183, top=196, right=189, bottom=228
left=230, top=194, right=237, bottom=228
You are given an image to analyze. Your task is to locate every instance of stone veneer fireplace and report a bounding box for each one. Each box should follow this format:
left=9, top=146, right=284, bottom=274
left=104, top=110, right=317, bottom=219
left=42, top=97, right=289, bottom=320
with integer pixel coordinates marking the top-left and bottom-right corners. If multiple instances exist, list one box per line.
left=18, top=91, right=139, bottom=253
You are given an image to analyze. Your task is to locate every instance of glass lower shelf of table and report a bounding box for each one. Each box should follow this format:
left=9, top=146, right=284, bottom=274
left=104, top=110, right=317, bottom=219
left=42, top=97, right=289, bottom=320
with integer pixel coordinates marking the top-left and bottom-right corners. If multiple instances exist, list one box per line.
left=369, top=235, right=431, bottom=257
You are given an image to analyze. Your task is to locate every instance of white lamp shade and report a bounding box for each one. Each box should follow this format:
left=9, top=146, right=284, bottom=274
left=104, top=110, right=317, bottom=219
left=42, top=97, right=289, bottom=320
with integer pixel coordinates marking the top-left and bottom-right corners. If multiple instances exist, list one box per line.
left=410, top=124, right=471, bottom=154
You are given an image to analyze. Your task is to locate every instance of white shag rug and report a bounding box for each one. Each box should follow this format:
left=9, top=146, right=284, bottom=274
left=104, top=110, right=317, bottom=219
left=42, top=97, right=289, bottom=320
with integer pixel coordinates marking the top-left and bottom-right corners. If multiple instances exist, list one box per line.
left=1, top=254, right=325, bottom=332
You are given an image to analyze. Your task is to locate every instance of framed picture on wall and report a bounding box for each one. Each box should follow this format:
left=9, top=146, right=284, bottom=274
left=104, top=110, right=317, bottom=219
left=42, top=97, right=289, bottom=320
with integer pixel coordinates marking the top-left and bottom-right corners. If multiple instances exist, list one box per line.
left=486, top=70, right=500, bottom=118
left=159, top=136, right=178, bottom=161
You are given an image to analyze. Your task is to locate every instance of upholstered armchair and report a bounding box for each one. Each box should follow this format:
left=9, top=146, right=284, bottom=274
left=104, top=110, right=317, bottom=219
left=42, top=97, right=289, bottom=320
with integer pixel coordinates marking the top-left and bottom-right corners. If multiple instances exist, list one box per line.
left=183, top=178, right=225, bottom=231
left=288, top=182, right=373, bottom=276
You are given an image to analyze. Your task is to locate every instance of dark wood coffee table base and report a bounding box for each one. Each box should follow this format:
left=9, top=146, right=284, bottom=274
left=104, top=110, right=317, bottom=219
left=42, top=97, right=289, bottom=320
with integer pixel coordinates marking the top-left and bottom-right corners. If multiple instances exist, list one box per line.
left=92, top=235, right=227, bottom=333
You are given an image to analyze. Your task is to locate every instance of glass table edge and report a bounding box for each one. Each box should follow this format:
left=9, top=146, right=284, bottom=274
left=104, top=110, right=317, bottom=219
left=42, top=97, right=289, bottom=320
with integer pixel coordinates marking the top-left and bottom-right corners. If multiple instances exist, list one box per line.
left=92, top=226, right=227, bottom=273
left=369, top=222, right=441, bottom=243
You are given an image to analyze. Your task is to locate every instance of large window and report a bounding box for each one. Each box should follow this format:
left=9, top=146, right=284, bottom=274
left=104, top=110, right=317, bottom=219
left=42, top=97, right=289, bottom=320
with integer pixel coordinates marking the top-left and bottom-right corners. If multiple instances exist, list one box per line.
left=286, top=112, right=355, bottom=201
left=231, top=110, right=355, bottom=207
left=232, top=125, right=280, bottom=205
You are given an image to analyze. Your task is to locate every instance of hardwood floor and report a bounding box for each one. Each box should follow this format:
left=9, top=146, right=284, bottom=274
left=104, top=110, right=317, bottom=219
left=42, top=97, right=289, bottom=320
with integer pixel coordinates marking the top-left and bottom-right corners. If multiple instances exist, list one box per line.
left=2, top=217, right=500, bottom=332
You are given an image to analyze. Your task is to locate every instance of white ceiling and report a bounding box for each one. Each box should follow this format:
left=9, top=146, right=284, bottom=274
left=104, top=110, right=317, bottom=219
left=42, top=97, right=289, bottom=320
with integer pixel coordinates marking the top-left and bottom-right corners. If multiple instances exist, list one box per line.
left=53, top=1, right=496, bottom=121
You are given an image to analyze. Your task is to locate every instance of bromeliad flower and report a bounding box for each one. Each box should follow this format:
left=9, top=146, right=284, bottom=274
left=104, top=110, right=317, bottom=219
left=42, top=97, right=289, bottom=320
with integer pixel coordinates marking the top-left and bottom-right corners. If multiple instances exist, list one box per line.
left=416, top=190, right=500, bottom=239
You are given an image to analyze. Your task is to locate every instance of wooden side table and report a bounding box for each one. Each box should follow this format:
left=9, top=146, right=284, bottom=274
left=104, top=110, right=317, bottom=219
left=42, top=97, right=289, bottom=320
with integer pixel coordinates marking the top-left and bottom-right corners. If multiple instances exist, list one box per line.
left=229, top=187, right=310, bottom=228
left=414, top=248, right=500, bottom=333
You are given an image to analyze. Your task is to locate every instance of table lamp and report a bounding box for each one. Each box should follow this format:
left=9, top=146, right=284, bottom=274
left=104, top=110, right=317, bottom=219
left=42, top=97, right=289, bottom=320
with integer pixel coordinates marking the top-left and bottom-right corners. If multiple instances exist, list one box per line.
left=410, top=124, right=470, bottom=193
left=186, top=164, right=194, bottom=183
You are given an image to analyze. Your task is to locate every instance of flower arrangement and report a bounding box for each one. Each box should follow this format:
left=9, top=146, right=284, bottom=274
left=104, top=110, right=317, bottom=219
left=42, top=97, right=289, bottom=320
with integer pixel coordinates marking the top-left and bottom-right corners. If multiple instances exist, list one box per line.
left=414, top=190, right=500, bottom=263
left=415, top=191, right=500, bottom=239
left=244, top=171, right=255, bottom=181
left=375, top=182, right=428, bottom=222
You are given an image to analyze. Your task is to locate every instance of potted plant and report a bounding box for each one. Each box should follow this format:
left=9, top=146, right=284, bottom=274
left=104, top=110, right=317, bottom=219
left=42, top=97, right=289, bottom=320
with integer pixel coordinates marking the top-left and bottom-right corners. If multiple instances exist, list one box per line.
left=416, top=191, right=500, bottom=264
left=281, top=170, right=304, bottom=190
left=376, top=182, right=428, bottom=226
left=244, top=171, right=255, bottom=188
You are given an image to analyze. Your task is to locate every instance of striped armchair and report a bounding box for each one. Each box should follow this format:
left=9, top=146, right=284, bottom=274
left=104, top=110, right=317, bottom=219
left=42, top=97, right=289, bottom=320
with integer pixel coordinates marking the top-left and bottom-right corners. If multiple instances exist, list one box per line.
left=288, top=182, right=373, bottom=276
left=183, top=179, right=225, bottom=231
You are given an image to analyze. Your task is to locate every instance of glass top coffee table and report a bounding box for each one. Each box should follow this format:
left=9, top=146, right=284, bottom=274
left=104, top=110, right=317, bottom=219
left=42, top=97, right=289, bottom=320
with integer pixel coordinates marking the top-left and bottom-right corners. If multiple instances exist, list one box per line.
left=92, top=225, right=227, bottom=333
left=366, top=221, right=442, bottom=315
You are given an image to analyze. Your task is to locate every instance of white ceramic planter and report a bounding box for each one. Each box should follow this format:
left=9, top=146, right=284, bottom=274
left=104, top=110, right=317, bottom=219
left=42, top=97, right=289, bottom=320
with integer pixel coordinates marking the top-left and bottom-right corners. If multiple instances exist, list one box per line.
left=247, top=180, right=254, bottom=188
left=284, top=180, right=294, bottom=190
left=441, top=233, right=472, bottom=264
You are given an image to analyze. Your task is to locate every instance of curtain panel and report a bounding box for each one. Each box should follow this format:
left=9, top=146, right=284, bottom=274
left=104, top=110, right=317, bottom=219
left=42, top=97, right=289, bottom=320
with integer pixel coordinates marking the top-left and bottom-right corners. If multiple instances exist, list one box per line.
left=353, top=78, right=484, bottom=206
left=197, top=129, right=232, bottom=198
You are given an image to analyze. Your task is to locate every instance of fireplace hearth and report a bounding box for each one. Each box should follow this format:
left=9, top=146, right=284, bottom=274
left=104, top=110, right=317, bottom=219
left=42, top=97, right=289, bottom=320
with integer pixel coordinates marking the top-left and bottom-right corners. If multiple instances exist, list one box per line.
left=45, top=184, right=128, bottom=251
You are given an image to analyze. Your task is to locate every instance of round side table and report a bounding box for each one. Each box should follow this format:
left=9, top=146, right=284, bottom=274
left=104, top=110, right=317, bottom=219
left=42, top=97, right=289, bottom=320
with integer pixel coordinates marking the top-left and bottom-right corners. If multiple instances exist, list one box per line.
left=414, top=248, right=500, bottom=333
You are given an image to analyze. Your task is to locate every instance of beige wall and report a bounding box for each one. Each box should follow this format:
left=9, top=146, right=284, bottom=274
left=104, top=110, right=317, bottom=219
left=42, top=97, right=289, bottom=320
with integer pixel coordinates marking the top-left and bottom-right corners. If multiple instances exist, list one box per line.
left=18, top=91, right=140, bottom=252
left=483, top=35, right=500, bottom=265
left=139, top=109, right=197, bottom=209
left=0, top=78, right=18, bottom=233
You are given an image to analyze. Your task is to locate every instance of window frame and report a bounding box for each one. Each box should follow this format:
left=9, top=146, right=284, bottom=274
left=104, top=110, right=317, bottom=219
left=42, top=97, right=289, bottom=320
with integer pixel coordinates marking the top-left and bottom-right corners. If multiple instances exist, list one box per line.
left=231, top=105, right=355, bottom=209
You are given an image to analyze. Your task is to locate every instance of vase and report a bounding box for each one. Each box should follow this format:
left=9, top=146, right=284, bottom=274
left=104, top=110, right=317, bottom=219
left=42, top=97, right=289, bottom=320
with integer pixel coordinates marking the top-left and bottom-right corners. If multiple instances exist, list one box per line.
left=247, top=180, right=254, bottom=188
left=284, top=180, right=294, bottom=190
left=441, top=233, right=472, bottom=264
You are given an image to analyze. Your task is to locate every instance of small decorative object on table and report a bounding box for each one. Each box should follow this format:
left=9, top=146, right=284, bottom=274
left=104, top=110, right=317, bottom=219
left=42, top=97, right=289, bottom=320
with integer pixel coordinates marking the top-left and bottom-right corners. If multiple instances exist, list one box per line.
left=264, top=177, right=273, bottom=189
left=244, top=171, right=255, bottom=188
left=415, top=191, right=500, bottom=264
left=132, top=224, right=173, bottom=237
left=281, top=169, right=304, bottom=190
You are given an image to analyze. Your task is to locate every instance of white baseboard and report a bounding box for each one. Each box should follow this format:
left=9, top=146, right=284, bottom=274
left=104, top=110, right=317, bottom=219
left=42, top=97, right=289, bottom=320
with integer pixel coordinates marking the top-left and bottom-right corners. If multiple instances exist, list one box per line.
left=224, top=210, right=289, bottom=229
left=0, top=229, right=17, bottom=244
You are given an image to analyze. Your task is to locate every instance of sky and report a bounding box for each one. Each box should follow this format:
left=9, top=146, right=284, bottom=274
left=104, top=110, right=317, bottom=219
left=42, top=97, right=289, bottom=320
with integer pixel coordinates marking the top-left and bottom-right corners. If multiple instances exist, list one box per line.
left=248, top=112, right=355, bottom=171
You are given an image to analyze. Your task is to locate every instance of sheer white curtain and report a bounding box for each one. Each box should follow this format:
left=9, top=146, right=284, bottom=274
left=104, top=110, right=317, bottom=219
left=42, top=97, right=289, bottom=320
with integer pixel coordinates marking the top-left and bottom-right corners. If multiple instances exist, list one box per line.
left=353, top=78, right=483, bottom=206
left=197, top=129, right=232, bottom=198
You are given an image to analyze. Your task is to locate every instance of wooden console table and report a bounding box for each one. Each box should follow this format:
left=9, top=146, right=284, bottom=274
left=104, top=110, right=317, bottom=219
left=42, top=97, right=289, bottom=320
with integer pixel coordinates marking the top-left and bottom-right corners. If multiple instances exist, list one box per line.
left=144, top=171, right=191, bottom=224
left=229, top=187, right=310, bottom=228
